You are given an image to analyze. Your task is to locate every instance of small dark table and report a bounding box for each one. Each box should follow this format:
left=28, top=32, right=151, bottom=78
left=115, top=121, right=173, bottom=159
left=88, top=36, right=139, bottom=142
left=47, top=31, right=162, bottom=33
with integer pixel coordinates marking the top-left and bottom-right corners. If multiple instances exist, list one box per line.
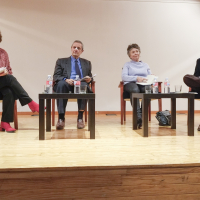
left=132, top=93, right=195, bottom=137
left=39, top=93, right=95, bottom=140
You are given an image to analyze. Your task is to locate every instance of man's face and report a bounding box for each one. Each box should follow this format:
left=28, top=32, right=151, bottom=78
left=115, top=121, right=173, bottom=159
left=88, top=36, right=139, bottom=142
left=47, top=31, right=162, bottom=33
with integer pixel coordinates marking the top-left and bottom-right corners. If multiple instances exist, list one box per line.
left=71, top=42, right=83, bottom=59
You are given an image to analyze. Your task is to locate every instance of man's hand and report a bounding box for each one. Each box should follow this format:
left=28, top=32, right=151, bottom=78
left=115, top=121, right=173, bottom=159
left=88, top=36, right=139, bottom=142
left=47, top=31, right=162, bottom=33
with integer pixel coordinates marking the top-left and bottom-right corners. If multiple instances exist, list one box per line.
left=84, top=76, right=91, bottom=83
left=0, top=69, right=8, bottom=77
left=137, top=76, right=147, bottom=83
left=66, top=79, right=74, bottom=86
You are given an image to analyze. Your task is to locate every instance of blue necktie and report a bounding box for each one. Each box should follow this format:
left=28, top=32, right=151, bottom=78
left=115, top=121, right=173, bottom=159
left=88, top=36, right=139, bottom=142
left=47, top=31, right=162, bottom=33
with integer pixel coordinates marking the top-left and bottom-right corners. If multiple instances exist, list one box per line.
left=75, top=60, right=81, bottom=78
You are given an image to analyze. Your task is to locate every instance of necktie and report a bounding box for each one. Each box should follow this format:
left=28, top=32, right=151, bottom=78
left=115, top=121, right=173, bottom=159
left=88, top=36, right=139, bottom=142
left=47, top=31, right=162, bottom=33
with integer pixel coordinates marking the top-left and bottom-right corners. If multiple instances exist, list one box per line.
left=75, top=60, right=81, bottom=78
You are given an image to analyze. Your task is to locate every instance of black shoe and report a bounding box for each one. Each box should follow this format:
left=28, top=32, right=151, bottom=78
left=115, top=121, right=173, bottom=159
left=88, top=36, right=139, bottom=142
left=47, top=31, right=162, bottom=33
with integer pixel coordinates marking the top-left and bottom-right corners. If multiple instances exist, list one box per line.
left=137, top=110, right=142, bottom=129
left=137, top=118, right=142, bottom=129
left=56, top=119, right=65, bottom=130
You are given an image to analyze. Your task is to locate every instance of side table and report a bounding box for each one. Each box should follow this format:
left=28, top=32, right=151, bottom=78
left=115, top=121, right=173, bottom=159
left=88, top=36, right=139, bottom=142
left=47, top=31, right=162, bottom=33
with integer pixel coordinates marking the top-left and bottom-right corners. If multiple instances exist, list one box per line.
left=39, top=93, right=95, bottom=140
left=132, top=93, right=195, bottom=137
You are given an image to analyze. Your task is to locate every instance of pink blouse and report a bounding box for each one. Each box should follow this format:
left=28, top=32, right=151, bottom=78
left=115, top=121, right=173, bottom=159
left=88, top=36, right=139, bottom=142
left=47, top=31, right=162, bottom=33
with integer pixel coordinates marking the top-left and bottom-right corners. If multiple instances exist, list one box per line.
left=0, top=48, right=13, bottom=75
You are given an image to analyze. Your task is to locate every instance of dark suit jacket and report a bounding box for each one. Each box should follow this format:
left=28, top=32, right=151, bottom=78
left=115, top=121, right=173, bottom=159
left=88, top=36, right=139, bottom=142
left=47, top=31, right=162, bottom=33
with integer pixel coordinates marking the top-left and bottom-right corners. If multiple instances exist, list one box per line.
left=53, top=57, right=92, bottom=86
left=194, top=58, right=200, bottom=77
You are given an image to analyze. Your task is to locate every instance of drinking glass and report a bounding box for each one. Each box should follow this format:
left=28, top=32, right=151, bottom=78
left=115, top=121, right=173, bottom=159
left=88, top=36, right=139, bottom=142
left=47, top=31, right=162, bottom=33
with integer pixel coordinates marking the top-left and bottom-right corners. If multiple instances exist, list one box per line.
left=80, top=85, right=87, bottom=94
left=175, top=85, right=182, bottom=93
left=145, top=85, right=152, bottom=94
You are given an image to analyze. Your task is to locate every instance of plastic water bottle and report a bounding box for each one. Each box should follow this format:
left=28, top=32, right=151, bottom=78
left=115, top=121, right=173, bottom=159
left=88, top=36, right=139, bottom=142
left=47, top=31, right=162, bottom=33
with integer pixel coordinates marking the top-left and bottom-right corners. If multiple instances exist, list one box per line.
left=164, top=77, right=170, bottom=93
left=46, top=75, right=53, bottom=93
left=153, top=77, right=158, bottom=93
left=74, top=75, right=80, bottom=94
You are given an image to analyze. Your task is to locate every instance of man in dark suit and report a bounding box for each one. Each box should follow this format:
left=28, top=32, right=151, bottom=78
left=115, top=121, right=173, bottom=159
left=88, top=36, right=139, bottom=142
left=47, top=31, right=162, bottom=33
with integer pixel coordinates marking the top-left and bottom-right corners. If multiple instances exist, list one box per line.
left=53, top=40, right=92, bottom=130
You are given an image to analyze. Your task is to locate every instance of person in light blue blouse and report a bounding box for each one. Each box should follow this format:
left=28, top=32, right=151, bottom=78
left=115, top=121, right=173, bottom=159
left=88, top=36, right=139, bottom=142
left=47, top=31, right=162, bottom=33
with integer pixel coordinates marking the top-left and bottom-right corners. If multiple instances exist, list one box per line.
left=122, top=43, right=152, bottom=128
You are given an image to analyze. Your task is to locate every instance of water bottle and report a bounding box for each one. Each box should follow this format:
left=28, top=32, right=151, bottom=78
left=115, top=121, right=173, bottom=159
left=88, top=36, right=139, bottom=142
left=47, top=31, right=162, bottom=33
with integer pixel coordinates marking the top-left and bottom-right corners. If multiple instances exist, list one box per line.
left=153, top=77, right=158, bottom=93
left=46, top=75, right=53, bottom=93
left=74, top=75, right=80, bottom=94
left=164, top=77, right=170, bottom=93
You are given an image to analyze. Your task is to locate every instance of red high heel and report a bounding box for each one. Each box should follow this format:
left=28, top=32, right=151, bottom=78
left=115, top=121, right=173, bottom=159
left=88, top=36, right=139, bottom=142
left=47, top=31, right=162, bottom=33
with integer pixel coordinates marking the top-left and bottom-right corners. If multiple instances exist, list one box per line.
left=1, top=122, right=16, bottom=133
left=28, top=101, right=39, bottom=113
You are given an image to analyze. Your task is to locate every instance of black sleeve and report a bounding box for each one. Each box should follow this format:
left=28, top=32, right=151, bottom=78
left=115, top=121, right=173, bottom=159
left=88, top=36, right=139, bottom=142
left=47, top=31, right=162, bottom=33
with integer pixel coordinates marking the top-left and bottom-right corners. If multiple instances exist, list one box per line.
left=194, top=58, right=200, bottom=77
left=53, top=59, right=65, bottom=85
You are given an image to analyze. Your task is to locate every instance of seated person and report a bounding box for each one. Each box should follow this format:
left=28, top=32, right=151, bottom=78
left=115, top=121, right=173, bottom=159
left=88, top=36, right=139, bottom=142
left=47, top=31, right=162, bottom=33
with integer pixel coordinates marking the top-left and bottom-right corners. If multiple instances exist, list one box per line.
left=0, top=31, right=39, bottom=133
left=183, top=58, right=200, bottom=130
left=122, top=43, right=151, bottom=128
left=184, top=58, right=200, bottom=93
left=53, top=40, right=92, bottom=130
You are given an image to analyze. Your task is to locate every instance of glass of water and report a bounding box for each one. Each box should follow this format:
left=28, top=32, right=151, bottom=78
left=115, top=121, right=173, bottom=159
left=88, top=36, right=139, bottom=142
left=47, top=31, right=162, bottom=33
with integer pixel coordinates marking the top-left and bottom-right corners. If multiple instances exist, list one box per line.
left=80, top=85, right=87, bottom=94
left=145, top=85, right=152, bottom=94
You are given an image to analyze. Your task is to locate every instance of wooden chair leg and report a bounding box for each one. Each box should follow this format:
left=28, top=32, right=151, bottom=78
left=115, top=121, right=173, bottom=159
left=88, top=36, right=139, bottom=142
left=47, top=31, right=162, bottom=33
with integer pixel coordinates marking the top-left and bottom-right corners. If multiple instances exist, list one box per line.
left=124, top=101, right=126, bottom=122
left=52, top=99, right=55, bottom=126
left=158, top=99, right=162, bottom=111
left=14, top=100, right=18, bottom=130
left=85, top=103, right=87, bottom=123
left=148, top=101, right=151, bottom=121
left=121, top=98, right=124, bottom=125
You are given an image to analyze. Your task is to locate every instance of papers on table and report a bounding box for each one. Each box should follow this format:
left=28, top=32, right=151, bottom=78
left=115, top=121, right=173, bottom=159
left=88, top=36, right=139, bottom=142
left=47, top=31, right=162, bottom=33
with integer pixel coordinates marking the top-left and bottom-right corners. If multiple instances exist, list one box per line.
left=136, top=75, right=158, bottom=85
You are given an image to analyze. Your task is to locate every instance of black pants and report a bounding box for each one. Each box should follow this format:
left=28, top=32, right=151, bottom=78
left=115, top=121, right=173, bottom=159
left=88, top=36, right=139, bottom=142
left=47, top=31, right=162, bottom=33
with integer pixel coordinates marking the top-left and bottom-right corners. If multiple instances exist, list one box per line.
left=0, top=75, right=32, bottom=122
left=124, top=82, right=145, bottom=111
left=53, top=80, right=87, bottom=115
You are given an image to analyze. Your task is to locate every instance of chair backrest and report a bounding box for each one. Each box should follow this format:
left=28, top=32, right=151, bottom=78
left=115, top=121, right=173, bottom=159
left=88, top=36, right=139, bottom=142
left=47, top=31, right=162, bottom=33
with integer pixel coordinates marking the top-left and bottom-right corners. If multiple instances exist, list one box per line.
left=90, top=81, right=95, bottom=93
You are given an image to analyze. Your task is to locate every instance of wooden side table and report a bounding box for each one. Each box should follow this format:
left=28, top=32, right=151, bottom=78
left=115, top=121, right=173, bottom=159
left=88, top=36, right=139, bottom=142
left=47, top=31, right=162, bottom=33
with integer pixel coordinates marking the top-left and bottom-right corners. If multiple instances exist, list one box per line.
left=132, top=93, right=195, bottom=137
left=39, top=93, right=95, bottom=140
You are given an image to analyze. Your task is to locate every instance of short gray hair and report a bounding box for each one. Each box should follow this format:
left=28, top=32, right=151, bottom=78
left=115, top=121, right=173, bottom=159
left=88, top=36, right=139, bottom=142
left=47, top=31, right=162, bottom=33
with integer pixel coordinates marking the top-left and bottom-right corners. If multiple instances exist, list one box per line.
left=127, top=43, right=141, bottom=57
left=72, top=40, right=84, bottom=50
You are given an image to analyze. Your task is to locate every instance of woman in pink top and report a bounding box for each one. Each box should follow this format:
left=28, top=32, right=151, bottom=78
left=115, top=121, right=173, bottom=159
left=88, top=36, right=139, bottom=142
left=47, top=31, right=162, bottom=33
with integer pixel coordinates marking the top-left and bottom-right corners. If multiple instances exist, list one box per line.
left=0, top=31, right=39, bottom=133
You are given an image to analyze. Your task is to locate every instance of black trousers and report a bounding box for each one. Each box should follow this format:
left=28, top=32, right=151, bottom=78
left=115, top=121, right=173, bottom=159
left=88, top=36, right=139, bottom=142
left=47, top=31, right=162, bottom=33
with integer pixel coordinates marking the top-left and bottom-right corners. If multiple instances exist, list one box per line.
left=0, top=75, right=32, bottom=122
left=53, top=80, right=87, bottom=115
left=124, top=82, right=145, bottom=111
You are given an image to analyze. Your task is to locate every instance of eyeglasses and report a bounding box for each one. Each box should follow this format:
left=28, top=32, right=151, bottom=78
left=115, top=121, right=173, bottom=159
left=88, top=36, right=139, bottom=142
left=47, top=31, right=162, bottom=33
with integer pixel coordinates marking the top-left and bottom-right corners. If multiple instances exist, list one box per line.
left=72, top=46, right=82, bottom=50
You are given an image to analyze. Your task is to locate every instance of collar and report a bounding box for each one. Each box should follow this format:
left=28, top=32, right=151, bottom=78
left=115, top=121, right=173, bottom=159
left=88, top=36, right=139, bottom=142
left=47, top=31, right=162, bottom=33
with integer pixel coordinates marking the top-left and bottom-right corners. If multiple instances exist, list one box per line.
left=71, top=55, right=80, bottom=63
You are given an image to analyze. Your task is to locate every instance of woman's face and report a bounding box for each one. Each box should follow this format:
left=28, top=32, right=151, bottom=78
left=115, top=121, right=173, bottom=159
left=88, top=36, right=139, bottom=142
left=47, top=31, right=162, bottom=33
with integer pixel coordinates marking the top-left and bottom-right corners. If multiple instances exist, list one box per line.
left=129, top=48, right=140, bottom=62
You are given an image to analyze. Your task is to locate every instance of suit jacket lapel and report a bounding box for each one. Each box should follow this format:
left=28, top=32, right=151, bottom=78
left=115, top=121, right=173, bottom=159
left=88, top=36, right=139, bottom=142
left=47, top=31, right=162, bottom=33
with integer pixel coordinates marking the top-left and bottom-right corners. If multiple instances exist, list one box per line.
left=65, top=57, right=71, bottom=78
left=80, top=58, right=86, bottom=77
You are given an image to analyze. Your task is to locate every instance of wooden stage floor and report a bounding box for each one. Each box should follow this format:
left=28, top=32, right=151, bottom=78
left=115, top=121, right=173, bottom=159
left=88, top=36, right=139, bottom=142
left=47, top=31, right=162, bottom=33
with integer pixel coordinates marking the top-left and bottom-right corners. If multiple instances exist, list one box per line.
left=1, top=113, right=200, bottom=199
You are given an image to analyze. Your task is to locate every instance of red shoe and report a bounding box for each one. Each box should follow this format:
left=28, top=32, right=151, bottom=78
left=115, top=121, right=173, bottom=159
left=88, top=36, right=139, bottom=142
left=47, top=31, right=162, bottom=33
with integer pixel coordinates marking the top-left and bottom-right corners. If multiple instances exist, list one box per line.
left=28, top=101, right=39, bottom=113
left=1, top=122, right=16, bottom=133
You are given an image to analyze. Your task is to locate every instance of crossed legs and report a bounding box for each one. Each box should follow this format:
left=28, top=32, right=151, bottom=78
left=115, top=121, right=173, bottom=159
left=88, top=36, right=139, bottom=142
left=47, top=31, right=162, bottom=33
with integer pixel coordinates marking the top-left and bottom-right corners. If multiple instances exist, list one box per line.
left=0, top=74, right=39, bottom=132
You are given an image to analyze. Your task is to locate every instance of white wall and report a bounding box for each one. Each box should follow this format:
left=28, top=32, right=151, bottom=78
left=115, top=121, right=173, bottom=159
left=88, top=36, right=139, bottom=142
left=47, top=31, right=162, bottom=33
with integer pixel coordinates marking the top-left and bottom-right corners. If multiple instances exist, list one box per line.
left=0, top=0, right=200, bottom=112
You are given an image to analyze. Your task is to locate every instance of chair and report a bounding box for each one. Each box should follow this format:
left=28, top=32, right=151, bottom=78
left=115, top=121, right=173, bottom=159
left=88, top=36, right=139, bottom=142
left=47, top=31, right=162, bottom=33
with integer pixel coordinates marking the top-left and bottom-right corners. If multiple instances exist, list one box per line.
left=0, top=100, right=18, bottom=129
left=52, top=81, right=95, bottom=126
left=119, top=81, right=162, bottom=125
